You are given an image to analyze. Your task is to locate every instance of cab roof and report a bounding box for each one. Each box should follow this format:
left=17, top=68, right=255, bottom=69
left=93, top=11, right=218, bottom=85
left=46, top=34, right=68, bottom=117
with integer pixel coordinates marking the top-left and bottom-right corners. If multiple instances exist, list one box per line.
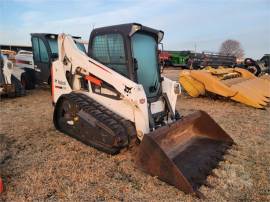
left=90, top=23, right=164, bottom=42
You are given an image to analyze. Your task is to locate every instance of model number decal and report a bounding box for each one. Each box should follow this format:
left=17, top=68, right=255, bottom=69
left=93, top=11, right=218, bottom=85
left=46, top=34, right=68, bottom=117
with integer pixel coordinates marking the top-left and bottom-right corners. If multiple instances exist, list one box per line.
left=55, top=79, right=66, bottom=85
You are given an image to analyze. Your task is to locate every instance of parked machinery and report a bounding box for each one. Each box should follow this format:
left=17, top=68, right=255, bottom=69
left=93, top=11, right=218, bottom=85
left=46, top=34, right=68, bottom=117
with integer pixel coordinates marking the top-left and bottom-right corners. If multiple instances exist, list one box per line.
left=169, top=51, right=191, bottom=67
left=0, top=53, right=25, bottom=97
left=158, top=50, right=171, bottom=67
left=159, top=50, right=236, bottom=69
left=242, top=54, right=270, bottom=76
left=13, top=33, right=86, bottom=90
left=159, top=50, right=191, bottom=68
left=179, top=67, right=270, bottom=108
left=51, top=23, right=234, bottom=196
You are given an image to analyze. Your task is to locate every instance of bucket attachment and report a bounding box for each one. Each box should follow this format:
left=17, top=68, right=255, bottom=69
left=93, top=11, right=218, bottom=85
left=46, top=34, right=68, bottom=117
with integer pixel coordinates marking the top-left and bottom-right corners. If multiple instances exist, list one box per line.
left=136, top=110, right=233, bottom=196
left=179, top=68, right=270, bottom=108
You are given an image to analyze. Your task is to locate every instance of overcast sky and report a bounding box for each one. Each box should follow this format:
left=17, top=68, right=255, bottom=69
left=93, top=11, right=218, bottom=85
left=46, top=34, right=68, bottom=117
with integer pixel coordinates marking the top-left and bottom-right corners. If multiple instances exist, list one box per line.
left=0, top=0, right=269, bottom=58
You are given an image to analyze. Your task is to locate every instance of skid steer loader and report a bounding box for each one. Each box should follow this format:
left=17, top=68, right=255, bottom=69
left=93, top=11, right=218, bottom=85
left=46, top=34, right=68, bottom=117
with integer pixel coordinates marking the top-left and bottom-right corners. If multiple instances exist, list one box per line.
left=51, top=23, right=233, bottom=196
left=0, top=54, right=25, bottom=97
left=180, top=67, right=270, bottom=108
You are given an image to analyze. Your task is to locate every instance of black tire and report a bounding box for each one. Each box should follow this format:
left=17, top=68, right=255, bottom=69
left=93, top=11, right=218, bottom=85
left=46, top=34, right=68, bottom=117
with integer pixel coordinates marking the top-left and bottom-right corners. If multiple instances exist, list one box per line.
left=247, top=65, right=261, bottom=76
left=21, top=72, right=35, bottom=90
left=47, top=76, right=51, bottom=86
left=175, top=110, right=182, bottom=120
left=244, top=58, right=255, bottom=65
left=244, top=58, right=261, bottom=76
left=11, top=75, right=26, bottom=96
left=164, top=60, right=171, bottom=67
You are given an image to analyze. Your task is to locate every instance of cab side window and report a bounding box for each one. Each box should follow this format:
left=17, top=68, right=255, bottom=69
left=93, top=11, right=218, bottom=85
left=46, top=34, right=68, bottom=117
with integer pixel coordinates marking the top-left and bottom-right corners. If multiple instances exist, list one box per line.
left=92, top=34, right=128, bottom=76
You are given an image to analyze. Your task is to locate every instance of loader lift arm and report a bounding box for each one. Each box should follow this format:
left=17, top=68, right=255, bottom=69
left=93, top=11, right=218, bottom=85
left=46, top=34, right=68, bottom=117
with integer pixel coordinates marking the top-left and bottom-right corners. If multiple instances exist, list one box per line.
left=56, top=34, right=145, bottom=104
left=52, top=34, right=151, bottom=137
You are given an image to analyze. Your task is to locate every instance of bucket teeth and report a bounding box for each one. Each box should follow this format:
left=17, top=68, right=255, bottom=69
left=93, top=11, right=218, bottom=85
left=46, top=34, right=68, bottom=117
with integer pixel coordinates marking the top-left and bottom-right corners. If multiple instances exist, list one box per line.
left=183, top=150, right=228, bottom=190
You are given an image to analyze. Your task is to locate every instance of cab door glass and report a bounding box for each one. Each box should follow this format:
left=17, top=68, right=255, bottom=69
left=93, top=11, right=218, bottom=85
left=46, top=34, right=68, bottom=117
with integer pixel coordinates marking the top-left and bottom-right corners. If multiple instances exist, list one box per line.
left=47, top=38, right=58, bottom=54
left=32, top=37, right=40, bottom=62
left=38, top=39, right=49, bottom=63
left=131, top=33, right=160, bottom=98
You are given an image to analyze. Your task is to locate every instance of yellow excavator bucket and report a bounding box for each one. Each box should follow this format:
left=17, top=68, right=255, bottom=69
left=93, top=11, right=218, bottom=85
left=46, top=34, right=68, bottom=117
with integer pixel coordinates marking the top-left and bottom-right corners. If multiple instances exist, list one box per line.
left=179, top=68, right=270, bottom=108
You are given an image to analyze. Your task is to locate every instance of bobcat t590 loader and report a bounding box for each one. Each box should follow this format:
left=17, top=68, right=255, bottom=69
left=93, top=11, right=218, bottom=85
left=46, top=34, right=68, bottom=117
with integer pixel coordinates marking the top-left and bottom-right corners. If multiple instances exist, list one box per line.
left=51, top=23, right=233, bottom=196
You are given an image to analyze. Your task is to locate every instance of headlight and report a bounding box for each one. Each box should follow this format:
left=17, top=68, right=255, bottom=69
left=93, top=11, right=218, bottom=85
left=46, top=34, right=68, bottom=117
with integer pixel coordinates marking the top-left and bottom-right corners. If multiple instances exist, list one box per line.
left=174, top=83, right=181, bottom=95
left=157, top=31, right=164, bottom=43
left=130, top=24, right=142, bottom=36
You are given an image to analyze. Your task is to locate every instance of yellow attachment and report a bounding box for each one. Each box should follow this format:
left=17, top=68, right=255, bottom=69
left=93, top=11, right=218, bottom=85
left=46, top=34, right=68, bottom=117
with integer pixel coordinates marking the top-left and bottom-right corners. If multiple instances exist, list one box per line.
left=179, top=71, right=205, bottom=97
left=179, top=68, right=270, bottom=108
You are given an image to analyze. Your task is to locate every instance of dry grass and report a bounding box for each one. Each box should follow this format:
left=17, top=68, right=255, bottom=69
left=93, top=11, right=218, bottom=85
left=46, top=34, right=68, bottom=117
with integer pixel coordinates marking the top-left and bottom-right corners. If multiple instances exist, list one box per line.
left=0, top=69, right=269, bottom=201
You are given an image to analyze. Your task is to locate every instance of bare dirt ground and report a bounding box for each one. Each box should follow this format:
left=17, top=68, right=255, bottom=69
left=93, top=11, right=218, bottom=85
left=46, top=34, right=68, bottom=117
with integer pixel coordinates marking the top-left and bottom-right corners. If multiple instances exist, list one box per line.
left=0, top=69, right=270, bottom=201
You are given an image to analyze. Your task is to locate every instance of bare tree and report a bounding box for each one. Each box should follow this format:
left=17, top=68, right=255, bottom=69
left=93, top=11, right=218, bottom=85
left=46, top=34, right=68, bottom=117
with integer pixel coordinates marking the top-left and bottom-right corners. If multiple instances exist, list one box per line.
left=219, top=39, right=244, bottom=58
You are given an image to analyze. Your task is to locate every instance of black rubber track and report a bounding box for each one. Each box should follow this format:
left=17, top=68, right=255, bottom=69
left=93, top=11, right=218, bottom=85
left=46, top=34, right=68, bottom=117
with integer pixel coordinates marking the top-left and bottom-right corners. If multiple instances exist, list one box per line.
left=53, top=93, right=136, bottom=154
